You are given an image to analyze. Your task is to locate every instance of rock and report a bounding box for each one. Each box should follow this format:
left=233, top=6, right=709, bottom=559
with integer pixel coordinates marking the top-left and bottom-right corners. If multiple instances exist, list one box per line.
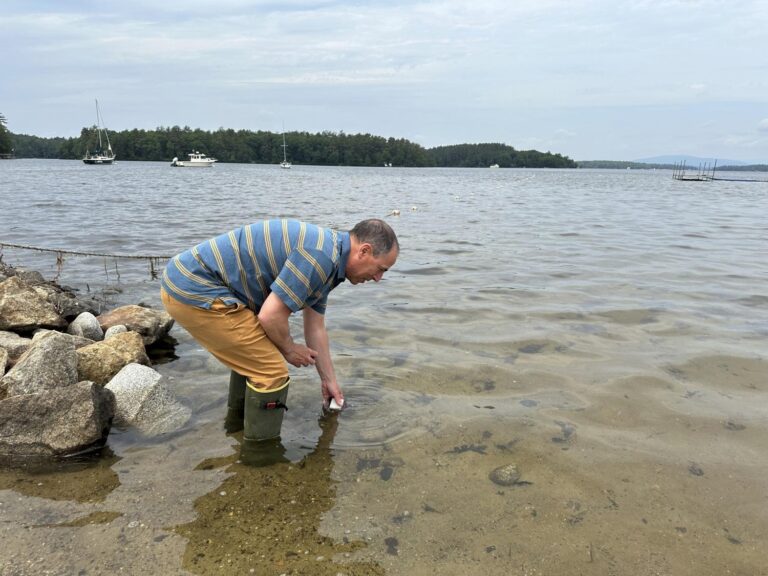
left=0, top=330, right=32, bottom=366
left=0, top=348, right=7, bottom=375
left=67, top=311, right=104, bottom=341
left=0, top=276, right=67, bottom=332
left=0, top=381, right=115, bottom=457
left=0, top=331, right=78, bottom=398
left=76, top=331, right=150, bottom=385
left=98, top=305, right=174, bottom=345
left=106, top=363, right=191, bottom=436
left=16, top=269, right=46, bottom=285
left=47, top=289, right=104, bottom=320
left=489, top=464, right=522, bottom=487
left=33, top=328, right=94, bottom=349
left=104, top=324, right=128, bottom=339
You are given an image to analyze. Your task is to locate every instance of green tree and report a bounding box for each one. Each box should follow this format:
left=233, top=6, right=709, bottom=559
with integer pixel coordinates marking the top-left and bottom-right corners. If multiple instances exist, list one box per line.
left=0, top=113, right=13, bottom=155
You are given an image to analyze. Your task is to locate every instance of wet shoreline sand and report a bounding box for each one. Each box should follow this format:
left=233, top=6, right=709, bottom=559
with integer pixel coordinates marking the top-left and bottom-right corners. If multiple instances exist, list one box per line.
left=2, top=164, right=767, bottom=574
left=2, top=351, right=765, bottom=575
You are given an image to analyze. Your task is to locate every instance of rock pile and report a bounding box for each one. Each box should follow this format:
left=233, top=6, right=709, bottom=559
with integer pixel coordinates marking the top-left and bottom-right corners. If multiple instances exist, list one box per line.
left=0, top=263, right=190, bottom=459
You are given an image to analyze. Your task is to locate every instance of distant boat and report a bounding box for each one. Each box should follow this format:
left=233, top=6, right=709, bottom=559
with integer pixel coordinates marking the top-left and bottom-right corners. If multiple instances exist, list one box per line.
left=171, top=151, right=217, bottom=167
left=280, top=131, right=291, bottom=169
left=489, top=163, right=500, bottom=169
left=83, top=99, right=115, bottom=165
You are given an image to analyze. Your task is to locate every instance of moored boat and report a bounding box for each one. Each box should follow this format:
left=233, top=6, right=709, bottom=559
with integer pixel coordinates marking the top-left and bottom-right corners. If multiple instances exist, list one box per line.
left=83, top=100, right=116, bottom=165
left=171, top=152, right=218, bottom=167
left=280, top=130, right=291, bottom=169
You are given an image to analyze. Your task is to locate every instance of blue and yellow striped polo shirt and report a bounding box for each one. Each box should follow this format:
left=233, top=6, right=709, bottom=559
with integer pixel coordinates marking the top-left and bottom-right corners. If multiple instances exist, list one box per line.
left=161, top=220, right=350, bottom=314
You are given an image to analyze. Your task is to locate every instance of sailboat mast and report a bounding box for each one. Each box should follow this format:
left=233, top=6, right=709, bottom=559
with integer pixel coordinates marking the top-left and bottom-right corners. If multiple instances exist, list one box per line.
left=95, top=99, right=104, bottom=150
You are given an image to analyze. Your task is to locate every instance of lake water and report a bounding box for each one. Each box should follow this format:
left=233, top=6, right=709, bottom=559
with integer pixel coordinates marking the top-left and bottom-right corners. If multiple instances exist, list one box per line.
left=1, top=159, right=767, bottom=575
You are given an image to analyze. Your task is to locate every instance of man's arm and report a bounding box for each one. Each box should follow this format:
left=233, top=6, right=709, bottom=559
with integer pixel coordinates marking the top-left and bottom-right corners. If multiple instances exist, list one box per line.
left=303, top=307, right=343, bottom=406
left=258, top=292, right=318, bottom=367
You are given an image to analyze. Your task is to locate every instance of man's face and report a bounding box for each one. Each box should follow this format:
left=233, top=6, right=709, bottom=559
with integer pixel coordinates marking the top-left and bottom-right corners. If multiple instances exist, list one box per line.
left=346, top=244, right=398, bottom=285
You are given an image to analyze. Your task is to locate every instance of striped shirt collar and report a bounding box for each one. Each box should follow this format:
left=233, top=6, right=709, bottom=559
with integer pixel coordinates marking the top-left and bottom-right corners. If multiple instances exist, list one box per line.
left=336, top=231, right=351, bottom=282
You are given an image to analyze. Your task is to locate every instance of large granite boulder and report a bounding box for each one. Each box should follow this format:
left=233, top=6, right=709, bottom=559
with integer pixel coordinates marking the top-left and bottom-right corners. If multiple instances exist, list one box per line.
left=0, top=276, right=67, bottom=332
left=105, top=363, right=191, bottom=436
left=97, top=305, right=174, bottom=345
left=0, top=348, right=7, bottom=375
left=0, top=330, right=32, bottom=367
left=33, top=328, right=94, bottom=349
left=0, top=331, right=78, bottom=399
left=67, top=311, right=104, bottom=341
left=76, top=331, right=150, bottom=385
left=0, top=381, right=115, bottom=457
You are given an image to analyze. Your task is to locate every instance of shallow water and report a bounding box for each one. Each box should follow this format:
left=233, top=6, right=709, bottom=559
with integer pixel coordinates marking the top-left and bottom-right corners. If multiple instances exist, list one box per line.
left=1, top=160, right=767, bottom=575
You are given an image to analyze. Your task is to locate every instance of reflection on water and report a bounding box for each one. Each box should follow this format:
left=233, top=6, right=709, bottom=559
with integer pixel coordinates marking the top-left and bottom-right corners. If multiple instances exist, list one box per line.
left=1, top=161, right=767, bottom=574
left=0, top=449, right=120, bottom=502
left=175, top=415, right=386, bottom=575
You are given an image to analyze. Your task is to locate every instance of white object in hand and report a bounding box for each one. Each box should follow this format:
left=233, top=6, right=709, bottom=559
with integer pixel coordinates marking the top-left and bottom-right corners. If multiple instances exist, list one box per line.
left=329, top=398, right=344, bottom=411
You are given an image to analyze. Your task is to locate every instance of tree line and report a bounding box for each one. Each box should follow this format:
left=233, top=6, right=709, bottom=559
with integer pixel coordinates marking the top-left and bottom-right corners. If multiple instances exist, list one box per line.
left=0, top=114, right=14, bottom=157
left=429, top=143, right=575, bottom=168
left=2, top=119, right=576, bottom=168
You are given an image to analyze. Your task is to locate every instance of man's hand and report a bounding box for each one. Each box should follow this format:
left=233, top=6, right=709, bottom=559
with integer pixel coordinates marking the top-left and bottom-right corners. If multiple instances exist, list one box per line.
left=321, top=379, right=344, bottom=410
left=284, top=343, right=318, bottom=368
left=303, top=307, right=344, bottom=408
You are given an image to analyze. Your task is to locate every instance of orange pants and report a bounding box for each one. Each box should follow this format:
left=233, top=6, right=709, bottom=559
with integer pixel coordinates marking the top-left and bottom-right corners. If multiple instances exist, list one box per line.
left=160, top=288, right=288, bottom=390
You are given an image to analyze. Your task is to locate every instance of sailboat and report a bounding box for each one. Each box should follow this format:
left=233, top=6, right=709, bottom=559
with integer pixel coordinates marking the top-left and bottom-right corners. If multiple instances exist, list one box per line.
left=280, top=131, right=291, bottom=169
left=83, top=99, right=116, bottom=165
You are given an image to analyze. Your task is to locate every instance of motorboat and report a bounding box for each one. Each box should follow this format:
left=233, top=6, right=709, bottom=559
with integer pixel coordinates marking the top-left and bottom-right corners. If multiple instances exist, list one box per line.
left=171, top=151, right=218, bottom=167
left=83, top=100, right=116, bottom=165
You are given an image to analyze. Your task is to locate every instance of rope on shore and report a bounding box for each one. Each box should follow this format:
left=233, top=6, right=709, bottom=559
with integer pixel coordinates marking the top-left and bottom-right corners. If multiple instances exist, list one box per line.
left=0, top=241, right=173, bottom=281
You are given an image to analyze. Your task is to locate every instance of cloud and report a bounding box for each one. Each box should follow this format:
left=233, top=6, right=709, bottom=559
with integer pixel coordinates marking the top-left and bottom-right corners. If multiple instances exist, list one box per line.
left=3, top=0, right=768, bottom=160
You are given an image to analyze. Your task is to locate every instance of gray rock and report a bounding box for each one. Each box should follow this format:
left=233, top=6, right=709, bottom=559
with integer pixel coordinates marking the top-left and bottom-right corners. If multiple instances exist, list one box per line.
left=16, top=269, right=46, bottom=285
left=0, top=330, right=32, bottom=365
left=33, top=328, right=94, bottom=349
left=0, top=331, right=78, bottom=398
left=76, top=331, right=150, bottom=385
left=97, top=305, right=174, bottom=346
left=104, top=324, right=128, bottom=339
left=67, top=312, right=104, bottom=341
left=106, top=364, right=191, bottom=436
left=0, top=276, right=66, bottom=332
left=0, top=380, right=115, bottom=457
left=489, top=464, right=522, bottom=487
left=47, top=289, right=103, bottom=320
left=0, top=348, right=7, bottom=375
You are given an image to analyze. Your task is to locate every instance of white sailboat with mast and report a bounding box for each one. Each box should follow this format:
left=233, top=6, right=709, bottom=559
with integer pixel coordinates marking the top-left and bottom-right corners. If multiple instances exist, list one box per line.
left=83, top=99, right=116, bottom=165
left=280, top=127, right=291, bottom=169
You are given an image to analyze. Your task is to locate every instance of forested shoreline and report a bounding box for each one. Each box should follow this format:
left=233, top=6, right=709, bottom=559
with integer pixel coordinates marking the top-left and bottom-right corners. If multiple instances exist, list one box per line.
left=4, top=124, right=577, bottom=168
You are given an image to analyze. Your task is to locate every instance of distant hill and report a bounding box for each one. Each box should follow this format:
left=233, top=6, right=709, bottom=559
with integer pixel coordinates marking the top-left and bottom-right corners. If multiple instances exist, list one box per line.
left=577, top=159, right=768, bottom=171
left=577, top=160, right=676, bottom=169
left=634, top=155, right=747, bottom=166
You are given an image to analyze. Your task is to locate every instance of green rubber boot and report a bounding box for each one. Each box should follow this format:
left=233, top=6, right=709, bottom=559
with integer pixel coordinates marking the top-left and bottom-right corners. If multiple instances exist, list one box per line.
left=240, top=437, right=289, bottom=468
left=244, top=378, right=290, bottom=442
left=224, top=371, right=247, bottom=433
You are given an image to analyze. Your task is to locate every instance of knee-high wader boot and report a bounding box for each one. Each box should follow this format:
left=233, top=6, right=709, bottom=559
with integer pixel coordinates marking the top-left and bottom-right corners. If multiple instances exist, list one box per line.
left=224, top=371, right=247, bottom=433
left=243, top=377, right=290, bottom=442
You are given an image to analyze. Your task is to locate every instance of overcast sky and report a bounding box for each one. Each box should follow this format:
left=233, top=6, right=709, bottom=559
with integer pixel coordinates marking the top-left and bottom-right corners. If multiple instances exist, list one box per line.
left=2, top=0, right=767, bottom=161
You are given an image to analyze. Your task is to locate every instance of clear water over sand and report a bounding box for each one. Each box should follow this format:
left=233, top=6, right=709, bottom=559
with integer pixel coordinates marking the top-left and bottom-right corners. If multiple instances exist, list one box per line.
left=1, top=160, right=766, bottom=575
